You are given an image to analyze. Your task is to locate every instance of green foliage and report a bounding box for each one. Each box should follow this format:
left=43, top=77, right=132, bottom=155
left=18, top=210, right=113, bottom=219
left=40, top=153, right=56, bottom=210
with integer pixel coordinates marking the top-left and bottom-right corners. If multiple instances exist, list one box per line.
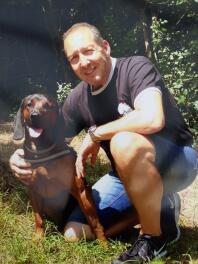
left=151, top=11, right=198, bottom=143
left=56, top=82, right=72, bottom=103
left=99, top=1, right=145, bottom=56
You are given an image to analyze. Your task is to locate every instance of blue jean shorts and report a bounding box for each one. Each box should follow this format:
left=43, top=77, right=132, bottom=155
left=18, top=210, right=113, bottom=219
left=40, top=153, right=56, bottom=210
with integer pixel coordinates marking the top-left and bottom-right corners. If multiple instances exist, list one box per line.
left=68, top=136, right=197, bottom=228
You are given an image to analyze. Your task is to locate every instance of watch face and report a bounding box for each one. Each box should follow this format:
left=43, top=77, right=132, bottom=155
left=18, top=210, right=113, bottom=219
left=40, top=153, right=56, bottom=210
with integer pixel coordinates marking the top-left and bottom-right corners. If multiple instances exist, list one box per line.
left=90, top=125, right=97, bottom=131
left=88, top=126, right=99, bottom=142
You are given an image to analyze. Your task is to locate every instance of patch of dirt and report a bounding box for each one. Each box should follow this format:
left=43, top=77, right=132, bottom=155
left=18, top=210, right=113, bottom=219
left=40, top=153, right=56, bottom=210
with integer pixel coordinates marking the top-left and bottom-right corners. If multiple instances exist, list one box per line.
left=0, top=133, right=12, bottom=144
left=179, top=176, right=198, bottom=227
left=0, top=122, right=13, bottom=144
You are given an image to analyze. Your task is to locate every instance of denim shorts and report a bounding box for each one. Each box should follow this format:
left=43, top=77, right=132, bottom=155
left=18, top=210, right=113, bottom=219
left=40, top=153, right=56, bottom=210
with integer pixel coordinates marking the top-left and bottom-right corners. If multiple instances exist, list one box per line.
left=67, top=136, right=197, bottom=228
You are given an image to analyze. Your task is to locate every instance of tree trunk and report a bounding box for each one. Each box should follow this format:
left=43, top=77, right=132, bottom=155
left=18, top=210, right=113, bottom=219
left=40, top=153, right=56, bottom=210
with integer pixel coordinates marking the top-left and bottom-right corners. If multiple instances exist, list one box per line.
left=140, top=4, right=156, bottom=63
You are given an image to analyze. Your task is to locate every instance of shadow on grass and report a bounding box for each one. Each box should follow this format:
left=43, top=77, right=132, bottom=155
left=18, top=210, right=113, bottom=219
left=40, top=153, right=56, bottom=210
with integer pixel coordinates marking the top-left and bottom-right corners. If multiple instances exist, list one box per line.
left=167, top=226, right=198, bottom=261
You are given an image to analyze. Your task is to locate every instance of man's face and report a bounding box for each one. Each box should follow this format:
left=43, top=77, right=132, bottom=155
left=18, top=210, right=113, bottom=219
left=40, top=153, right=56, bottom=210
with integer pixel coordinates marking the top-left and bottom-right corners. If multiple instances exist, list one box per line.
left=64, top=27, right=111, bottom=90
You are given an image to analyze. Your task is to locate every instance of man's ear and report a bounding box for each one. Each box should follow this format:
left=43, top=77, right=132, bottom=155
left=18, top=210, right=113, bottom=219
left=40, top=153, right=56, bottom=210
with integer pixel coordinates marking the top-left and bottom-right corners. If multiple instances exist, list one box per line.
left=103, top=40, right=111, bottom=55
left=13, top=100, right=24, bottom=141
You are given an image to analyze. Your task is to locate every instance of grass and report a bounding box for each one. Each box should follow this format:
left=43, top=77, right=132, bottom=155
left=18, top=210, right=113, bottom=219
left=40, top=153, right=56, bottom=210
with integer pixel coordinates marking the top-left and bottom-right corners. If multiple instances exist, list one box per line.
left=0, top=122, right=198, bottom=264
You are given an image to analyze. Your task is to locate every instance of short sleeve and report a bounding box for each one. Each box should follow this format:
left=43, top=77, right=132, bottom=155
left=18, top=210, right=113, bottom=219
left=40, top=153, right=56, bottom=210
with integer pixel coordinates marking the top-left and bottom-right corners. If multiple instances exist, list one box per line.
left=128, top=57, right=163, bottom=102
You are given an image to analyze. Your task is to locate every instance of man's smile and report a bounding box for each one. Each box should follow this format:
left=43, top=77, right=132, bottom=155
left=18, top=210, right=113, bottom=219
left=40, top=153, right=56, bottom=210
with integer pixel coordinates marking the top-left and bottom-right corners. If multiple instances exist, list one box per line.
left=84, top=66, right=96, bottom=76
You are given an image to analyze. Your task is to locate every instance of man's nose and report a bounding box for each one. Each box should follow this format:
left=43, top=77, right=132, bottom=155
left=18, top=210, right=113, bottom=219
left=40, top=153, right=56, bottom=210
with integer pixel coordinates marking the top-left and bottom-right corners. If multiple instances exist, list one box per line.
left=79, top=54, right=90, bottom=67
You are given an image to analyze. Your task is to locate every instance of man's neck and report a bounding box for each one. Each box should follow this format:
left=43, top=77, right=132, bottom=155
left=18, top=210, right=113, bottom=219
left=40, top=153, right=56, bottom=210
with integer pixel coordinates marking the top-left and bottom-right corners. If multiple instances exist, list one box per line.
left=91, top=57, right=117, bottom=95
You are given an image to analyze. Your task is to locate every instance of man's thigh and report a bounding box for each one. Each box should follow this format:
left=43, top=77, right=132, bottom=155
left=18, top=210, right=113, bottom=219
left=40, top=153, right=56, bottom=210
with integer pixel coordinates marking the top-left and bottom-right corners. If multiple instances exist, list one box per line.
left=150, top=135, right=197, bottom=192
left=67, top=171, right=132, bottom=228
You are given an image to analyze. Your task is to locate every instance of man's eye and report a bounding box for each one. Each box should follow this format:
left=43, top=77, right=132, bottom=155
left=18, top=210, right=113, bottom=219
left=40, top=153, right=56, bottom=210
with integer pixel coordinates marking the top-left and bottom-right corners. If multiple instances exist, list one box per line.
left=84, top=49, right=94, bottom=56
left=70, top=56, right=79, bottom=64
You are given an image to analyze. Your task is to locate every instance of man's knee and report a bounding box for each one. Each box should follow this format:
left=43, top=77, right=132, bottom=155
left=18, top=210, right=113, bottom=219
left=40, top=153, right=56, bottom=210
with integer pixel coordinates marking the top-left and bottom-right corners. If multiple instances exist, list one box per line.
left=110, top=132, right=154, bottom=163
left=64, top=221, right=95, bottom=242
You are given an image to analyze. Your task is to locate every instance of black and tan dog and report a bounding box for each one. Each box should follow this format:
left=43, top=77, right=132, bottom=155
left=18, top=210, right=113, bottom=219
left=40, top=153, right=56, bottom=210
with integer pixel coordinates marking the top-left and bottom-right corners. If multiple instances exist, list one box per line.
left=13, top=93, right=106, bottom=241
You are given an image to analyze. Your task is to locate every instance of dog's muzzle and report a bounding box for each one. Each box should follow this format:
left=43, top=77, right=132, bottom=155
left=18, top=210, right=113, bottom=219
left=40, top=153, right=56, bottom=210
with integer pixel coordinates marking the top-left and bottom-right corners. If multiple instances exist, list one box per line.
left=29, top=111, right=42, bottom=128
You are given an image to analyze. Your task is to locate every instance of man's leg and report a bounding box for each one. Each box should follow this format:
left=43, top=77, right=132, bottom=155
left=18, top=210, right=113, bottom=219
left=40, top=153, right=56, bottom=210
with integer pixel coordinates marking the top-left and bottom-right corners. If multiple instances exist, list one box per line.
left=110, top=131, right=163, bottom=236
left=111, top=132, right=197, bottom=263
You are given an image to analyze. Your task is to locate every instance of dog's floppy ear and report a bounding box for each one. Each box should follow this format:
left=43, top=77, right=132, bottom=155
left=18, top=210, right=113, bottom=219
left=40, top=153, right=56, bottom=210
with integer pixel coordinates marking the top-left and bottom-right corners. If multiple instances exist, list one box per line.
left=13, top=100, right=24, bottom=141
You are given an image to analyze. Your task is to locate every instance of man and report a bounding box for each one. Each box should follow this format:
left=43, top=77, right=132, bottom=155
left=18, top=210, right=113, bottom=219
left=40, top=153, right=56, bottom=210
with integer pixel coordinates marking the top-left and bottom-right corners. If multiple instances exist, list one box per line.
left=10, top=23, right=197, bottom=263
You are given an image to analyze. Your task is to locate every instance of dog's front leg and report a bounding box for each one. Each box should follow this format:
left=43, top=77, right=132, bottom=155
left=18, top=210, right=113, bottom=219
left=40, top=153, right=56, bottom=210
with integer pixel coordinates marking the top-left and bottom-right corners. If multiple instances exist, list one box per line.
left=28, top=190, right=45, bottom=239
left=34, top=212, right=45, bottom=238
left=74, top=177, right=106, bottom=242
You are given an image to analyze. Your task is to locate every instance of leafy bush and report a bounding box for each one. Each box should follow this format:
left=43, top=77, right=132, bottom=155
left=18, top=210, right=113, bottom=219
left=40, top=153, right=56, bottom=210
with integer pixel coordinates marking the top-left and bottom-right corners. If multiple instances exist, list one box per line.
left=152, top=16, right=198, bottom=144
left=56, top=82, right=72, bottom=103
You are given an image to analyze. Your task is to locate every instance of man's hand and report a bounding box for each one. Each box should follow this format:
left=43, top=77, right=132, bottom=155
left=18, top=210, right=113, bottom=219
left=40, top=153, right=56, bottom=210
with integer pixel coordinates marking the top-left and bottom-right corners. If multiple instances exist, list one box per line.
left=9, top=149, right=33, bottom=185
left=76, top=134, right=100, bottom=178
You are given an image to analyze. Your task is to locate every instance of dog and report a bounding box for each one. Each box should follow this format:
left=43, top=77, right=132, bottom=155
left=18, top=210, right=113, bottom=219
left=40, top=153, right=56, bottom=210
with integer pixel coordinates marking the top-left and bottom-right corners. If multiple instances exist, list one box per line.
left=13, top=93, right=106, bottom=241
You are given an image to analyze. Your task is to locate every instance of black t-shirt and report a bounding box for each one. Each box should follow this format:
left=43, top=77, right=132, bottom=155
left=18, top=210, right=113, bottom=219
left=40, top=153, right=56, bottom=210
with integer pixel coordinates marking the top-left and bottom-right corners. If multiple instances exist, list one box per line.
left=62, top=56, right=193, bottom=150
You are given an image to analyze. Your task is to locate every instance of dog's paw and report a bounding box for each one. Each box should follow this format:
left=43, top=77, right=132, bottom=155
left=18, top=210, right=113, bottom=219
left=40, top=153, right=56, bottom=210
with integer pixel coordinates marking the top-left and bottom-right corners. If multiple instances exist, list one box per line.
left=98, top=238, right=108, bottom=248
left=32, top=229, right=44, bottom=242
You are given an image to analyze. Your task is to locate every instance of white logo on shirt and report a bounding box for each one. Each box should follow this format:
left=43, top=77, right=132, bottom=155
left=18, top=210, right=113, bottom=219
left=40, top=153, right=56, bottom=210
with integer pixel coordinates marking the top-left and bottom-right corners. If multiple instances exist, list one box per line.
left=118, top=102, right=132, bottom=116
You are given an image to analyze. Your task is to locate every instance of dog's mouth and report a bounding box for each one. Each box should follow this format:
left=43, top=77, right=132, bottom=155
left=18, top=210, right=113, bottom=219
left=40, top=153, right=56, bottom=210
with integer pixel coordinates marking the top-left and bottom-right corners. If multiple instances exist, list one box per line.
left=28, top=126, right=43, bottom=138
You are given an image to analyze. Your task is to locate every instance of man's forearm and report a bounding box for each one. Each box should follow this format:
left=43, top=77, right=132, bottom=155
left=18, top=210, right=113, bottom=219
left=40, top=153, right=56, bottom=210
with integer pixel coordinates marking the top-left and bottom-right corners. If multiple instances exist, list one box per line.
left=93, top=110, right=164, bottom=141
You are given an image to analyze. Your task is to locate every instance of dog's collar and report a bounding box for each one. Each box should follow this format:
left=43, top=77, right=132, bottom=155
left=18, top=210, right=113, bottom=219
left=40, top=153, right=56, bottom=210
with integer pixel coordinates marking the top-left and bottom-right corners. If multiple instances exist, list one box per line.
left=25, top=149, right=71, bottom=164
left=24, top=143, right=56, bottom=155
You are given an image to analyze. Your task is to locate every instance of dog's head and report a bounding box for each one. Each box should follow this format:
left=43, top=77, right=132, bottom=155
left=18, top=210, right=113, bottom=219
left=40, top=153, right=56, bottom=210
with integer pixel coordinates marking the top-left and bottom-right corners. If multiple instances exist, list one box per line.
left=13, top=94, right=63, bottom=143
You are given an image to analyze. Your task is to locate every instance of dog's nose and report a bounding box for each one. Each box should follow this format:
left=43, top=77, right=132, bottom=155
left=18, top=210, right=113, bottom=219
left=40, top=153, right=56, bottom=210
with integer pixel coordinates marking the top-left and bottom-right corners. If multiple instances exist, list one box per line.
left=30, top=112, right=39, bottom=119
left=30, top=112, right=41, bottom=126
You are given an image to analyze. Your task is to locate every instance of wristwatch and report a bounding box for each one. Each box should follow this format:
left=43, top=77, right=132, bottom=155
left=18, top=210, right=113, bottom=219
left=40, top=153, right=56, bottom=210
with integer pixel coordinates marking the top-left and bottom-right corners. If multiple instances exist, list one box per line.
left=88, top=125, right=100, bottom=143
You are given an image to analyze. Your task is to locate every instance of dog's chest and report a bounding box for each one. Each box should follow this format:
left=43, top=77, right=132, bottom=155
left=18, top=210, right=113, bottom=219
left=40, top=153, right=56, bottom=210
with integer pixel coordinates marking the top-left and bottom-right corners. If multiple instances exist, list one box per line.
left=30, top=156, right=76, bottom=198
left=30, top=167, right=64, bottom=197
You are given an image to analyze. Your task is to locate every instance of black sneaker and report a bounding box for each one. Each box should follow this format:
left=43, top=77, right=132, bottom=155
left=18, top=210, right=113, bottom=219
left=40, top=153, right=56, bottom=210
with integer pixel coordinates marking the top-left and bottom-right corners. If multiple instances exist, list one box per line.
left=112, top=193, right=181, bottom=264
left=111, top=234, right=167, bottom=264
left=161, top=193, right=181, bottom=244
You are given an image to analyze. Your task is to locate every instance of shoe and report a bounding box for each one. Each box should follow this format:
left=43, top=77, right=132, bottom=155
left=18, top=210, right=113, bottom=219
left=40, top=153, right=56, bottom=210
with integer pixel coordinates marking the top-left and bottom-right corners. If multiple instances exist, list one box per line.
left=161, top=193, right=181, bottom=244
left=111, top=234, right=168, bottom=264
left=112, top=193, right=181, bottom=264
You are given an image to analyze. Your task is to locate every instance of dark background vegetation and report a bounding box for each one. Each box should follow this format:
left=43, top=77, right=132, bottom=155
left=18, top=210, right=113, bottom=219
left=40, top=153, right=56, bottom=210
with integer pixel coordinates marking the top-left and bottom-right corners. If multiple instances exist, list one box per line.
left=0, top=0, right=197, bottom=142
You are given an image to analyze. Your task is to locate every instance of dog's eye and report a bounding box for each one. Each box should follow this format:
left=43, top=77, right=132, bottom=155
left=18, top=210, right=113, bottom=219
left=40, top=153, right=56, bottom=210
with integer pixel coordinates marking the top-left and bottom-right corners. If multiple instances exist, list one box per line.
left=43, top=104, right=50, bottom=111
left=44, top=103, right=55, bottom=111
left=26, top=102, right=32, bottom=107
